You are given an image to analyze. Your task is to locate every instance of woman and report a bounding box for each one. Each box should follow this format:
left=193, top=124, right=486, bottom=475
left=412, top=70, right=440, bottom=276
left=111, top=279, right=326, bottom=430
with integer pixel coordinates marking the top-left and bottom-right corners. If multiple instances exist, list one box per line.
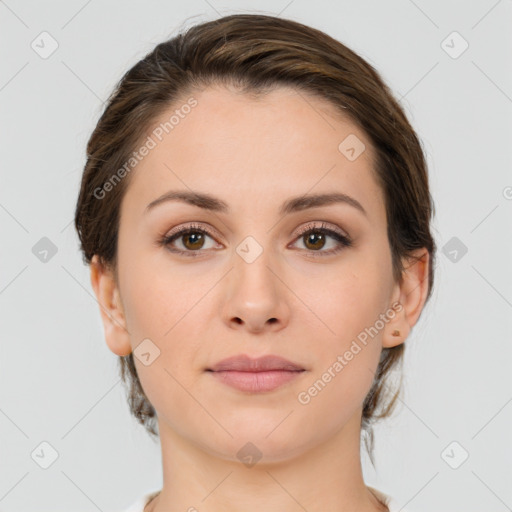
left=74, top=13, right=436, bottom=512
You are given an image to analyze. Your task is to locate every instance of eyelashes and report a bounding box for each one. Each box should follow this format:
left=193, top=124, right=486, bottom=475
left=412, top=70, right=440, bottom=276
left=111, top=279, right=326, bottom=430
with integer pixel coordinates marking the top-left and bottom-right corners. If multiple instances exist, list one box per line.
left=158, top=221, right=353, bottom=259
left=293, top=222, right=352, bottom=256
left=159, top=223, right=219, bottom=258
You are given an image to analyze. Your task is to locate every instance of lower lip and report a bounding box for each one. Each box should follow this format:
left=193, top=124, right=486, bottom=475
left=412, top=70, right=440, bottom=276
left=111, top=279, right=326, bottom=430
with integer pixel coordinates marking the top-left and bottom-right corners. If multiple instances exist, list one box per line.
left=208, top=370, right=304, bottom=392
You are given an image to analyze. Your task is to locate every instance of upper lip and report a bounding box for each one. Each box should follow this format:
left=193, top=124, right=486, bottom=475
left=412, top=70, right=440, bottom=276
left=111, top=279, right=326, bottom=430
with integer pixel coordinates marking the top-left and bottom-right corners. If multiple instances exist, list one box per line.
left=207, top=354, right=305, bottom=372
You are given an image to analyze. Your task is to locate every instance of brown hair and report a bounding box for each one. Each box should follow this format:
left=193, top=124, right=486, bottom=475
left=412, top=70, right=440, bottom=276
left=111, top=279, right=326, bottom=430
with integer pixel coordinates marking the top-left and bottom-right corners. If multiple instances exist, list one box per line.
left=74, top=13, right=436, bottom=464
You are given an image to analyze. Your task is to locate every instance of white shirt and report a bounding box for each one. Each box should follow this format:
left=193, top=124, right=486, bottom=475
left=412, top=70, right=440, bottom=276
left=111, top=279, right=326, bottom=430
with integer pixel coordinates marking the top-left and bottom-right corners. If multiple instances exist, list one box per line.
left=122, top=486, right=407, bottom=511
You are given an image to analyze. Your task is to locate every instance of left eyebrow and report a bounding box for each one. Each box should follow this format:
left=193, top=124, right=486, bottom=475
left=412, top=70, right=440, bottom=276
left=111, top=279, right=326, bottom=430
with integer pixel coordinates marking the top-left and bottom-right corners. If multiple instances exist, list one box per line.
left=279, top=192, right=367, bottom=217
left=145, top=190, right=368, bottom=218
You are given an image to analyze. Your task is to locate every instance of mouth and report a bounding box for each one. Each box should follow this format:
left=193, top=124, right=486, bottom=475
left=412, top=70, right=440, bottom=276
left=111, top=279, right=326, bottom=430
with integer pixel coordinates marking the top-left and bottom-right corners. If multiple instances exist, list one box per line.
left=207, top=353, right=305, bottom=372
left=206, top=354, right=306, bottom=392
left=207, top=369, right=305, bottom=393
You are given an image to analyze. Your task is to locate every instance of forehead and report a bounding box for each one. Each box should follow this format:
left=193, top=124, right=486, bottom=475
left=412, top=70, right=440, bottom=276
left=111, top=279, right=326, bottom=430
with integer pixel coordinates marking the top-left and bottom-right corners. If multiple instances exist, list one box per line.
left=121, top=85, right=385, bottom=224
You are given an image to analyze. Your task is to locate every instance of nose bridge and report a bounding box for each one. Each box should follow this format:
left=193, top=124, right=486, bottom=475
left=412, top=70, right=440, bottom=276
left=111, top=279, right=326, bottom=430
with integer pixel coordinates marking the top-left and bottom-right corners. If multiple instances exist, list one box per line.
left=222, top=230, right=290, bottom=331
left=233, top=232, right=279, bottom=295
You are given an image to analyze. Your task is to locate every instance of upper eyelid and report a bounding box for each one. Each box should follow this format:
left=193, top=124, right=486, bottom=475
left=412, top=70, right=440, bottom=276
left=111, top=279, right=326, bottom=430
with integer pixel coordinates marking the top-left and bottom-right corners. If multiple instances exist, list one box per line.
left=295, top=221, right=348, bottom=237
left=165, top=221, right=347, bottom=239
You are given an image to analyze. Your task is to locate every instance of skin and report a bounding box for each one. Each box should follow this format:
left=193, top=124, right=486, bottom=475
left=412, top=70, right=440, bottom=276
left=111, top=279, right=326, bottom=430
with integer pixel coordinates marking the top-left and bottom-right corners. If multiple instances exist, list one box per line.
left=90, top=84, right=429, bottom=512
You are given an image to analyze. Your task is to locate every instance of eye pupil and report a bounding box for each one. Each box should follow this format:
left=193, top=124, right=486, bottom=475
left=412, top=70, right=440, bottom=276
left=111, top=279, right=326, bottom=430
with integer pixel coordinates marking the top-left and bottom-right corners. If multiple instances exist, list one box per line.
left=305, top=232, right=325, bottom=250
left=184, top=232, right=205, bottom=250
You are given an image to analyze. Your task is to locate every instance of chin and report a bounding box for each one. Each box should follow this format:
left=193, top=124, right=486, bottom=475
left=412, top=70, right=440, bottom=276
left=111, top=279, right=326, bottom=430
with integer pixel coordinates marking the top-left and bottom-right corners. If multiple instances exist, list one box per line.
left=202, top=423, right=313, bottom=464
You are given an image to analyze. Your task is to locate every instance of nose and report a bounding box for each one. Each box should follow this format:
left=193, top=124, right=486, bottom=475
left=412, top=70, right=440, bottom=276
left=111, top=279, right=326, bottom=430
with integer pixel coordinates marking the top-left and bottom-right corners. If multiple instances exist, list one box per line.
left=221, top=248, right=291, bottom=334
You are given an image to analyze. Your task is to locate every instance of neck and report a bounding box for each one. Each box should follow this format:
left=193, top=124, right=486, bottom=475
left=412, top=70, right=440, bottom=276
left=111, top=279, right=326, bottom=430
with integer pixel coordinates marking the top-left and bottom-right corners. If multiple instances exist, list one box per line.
left=146, top=411, right=388, bottom=512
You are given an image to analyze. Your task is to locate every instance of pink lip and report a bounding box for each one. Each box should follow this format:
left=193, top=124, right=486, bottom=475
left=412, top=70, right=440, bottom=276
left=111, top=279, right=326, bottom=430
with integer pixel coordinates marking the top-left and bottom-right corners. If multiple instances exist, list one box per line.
left=207, top=354, right=305, bottom=372
left=207, top=354, right=304, bottom=372
left=209, top=369, right=303, bottom=392
left=206, top=354, right=306, bottom=392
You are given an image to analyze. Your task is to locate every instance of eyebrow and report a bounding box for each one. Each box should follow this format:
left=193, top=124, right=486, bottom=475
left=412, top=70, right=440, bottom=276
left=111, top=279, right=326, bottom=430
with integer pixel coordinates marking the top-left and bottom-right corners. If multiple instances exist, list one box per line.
left=145, top=190, right=367, bottom=217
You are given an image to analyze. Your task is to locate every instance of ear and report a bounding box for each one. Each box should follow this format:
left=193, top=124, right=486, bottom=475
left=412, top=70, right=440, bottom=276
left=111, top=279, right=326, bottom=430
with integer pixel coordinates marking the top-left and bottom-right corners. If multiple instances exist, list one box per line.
left=89, top=254, right=132, bottom=356
left=383, top=248, right=430, bottom=348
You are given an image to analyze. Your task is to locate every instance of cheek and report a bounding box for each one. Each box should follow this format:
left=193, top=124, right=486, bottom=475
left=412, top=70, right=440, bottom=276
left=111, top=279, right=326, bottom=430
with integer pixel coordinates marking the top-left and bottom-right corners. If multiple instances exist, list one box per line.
left=123, top=267, right=207, bottom=431
left=299, top=263, right=388, bottom=339
left=296, top=272, right=386, bottom=418
left=295, top=258, right=391, bottom=401
left=119, top=256, right=211, bottom=383
left=120, top=254, right=207, bottom=341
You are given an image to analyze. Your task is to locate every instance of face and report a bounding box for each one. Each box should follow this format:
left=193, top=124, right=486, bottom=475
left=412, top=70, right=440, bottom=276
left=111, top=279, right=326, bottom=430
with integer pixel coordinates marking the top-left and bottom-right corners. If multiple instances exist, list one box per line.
left=93, top=84, right=417, bottom=463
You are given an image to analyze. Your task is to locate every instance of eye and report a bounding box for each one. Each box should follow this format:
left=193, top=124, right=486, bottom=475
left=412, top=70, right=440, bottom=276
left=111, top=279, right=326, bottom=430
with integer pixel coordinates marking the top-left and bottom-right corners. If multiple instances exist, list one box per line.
left=158, top=222, right=219, bottom=258
left=158, top=221, right=352, bottom=258
left=290, top=222, right=352, bottom=257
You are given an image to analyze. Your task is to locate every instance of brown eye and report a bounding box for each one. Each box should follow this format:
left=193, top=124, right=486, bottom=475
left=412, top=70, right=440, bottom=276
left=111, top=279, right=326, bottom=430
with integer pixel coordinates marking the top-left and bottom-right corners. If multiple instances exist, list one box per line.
left=292, top=222, right=353, bottom=257
left=303, top=231, right=327, bottom=251
left=181, top=231, right=206, bottom=250
left=160, top=223, right=219, bottom=257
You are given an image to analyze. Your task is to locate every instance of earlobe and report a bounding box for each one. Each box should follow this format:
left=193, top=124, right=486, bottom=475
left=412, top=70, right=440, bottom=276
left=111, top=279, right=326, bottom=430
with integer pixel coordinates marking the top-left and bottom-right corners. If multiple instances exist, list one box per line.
left=90, top=255, right=132, bottom=357
left=383, top=249, right=430, bottom=348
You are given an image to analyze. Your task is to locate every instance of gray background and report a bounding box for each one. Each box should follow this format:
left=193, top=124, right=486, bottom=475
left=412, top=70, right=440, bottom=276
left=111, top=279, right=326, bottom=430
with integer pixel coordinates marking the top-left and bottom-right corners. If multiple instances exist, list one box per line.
left=1, top=0, right=511, bottom=511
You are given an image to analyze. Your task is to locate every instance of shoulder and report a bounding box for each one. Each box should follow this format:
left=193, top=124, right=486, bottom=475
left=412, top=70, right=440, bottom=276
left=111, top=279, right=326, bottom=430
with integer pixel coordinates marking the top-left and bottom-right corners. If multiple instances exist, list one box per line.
left=121, top=490, right=160, bottom=512
left=367, top=485, right=407, bottom=512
